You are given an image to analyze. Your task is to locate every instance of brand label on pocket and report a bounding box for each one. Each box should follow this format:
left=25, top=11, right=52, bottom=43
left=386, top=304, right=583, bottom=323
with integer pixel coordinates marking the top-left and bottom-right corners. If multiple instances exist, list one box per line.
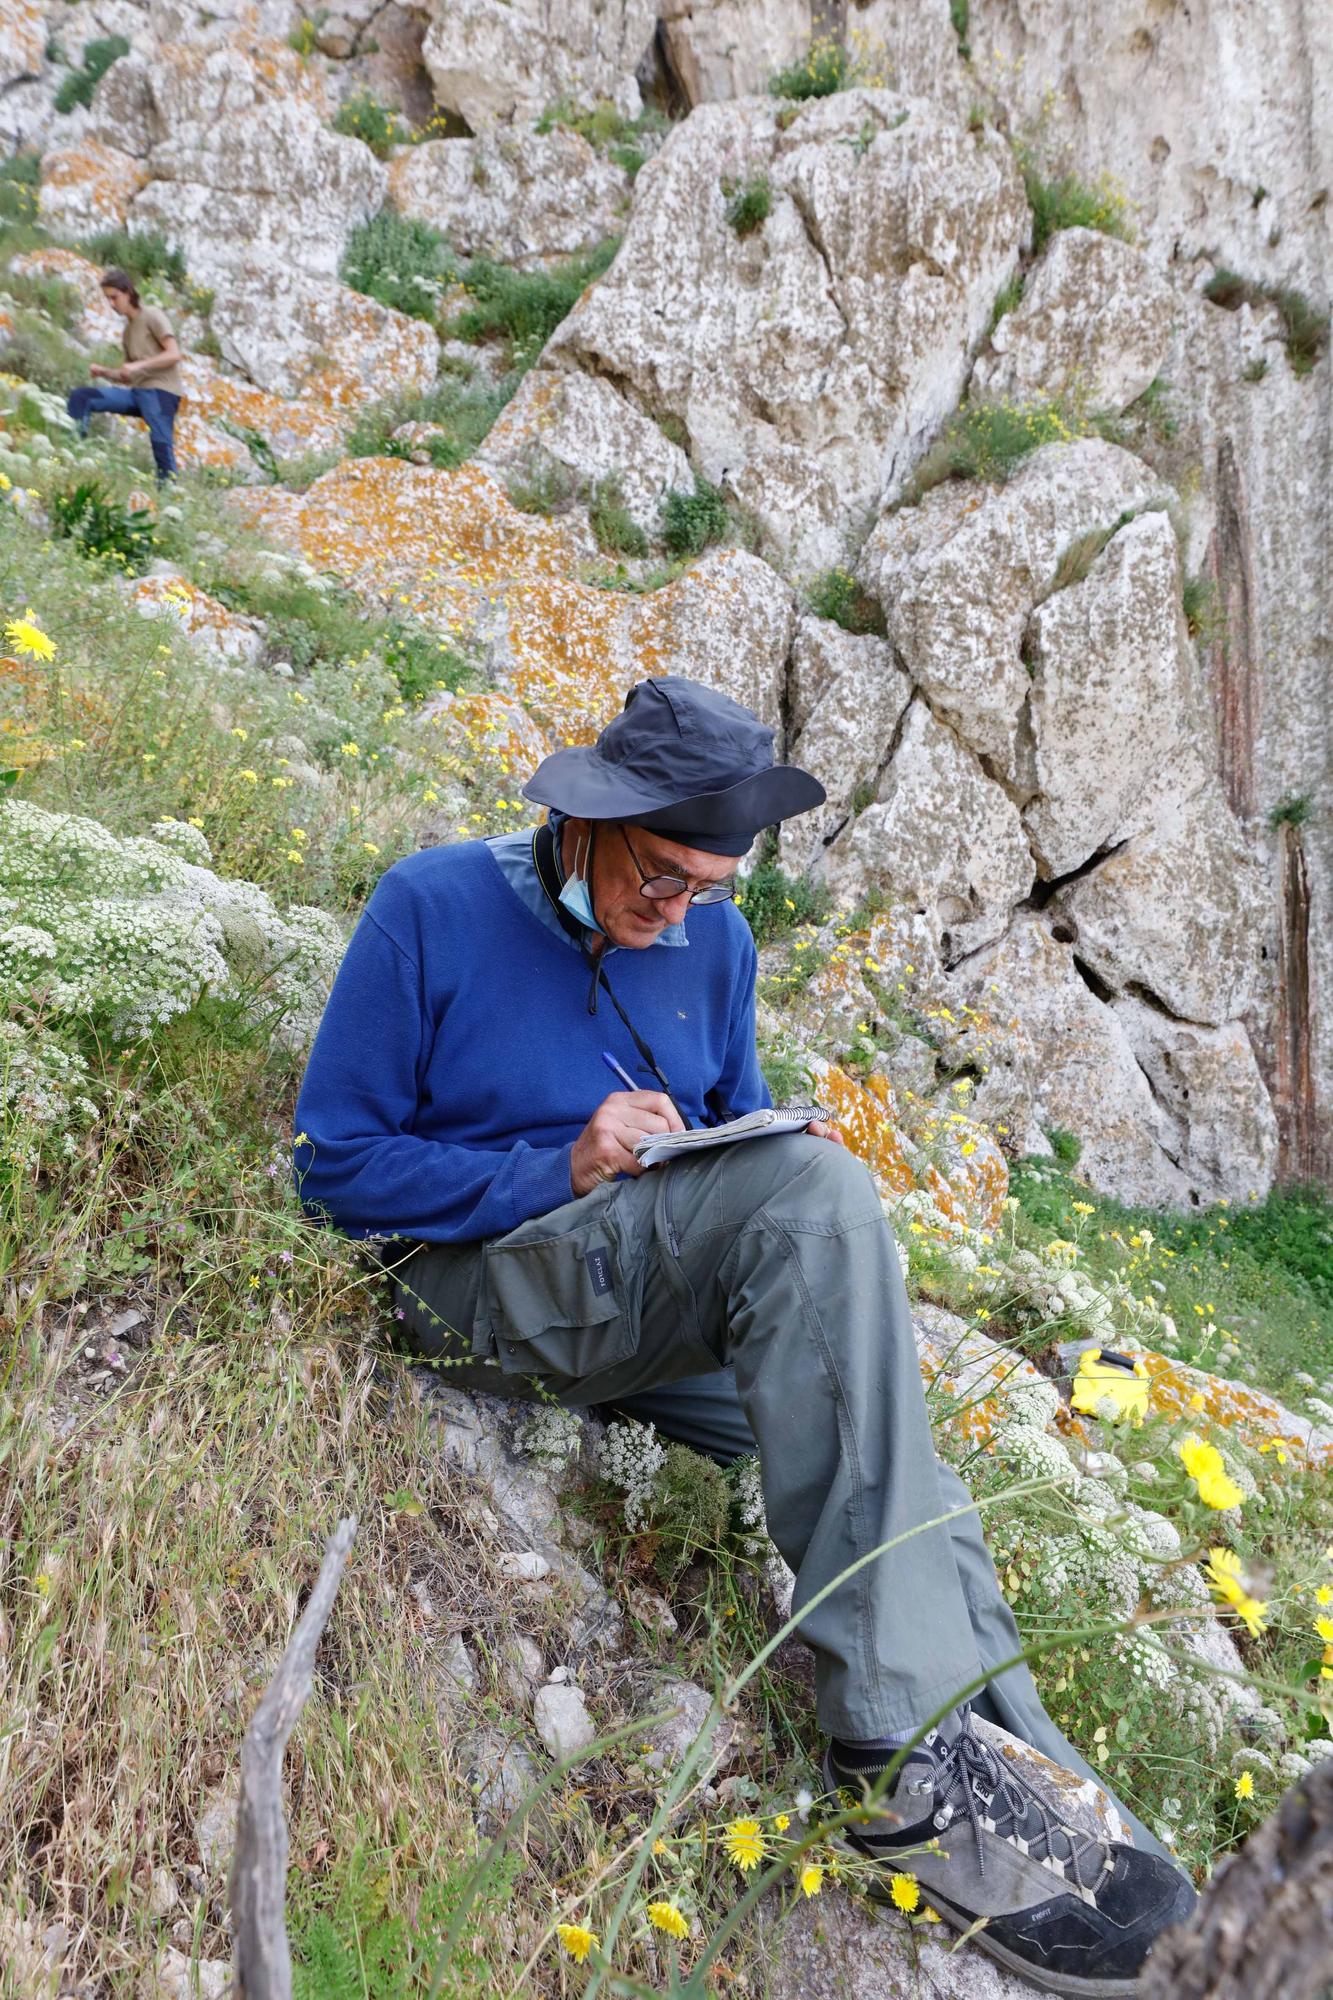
left=584, top=1246, right=613, bottom=1296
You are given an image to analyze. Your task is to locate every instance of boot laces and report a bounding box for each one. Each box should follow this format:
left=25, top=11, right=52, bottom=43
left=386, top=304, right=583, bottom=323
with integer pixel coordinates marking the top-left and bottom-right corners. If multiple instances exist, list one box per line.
left=935, top=1712, right=1112, bottom=1898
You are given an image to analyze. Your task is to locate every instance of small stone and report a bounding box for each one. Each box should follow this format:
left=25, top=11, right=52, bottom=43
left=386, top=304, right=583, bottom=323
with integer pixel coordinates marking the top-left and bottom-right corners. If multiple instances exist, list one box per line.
left=533, top=1682, right=596, bottom=1761
left=624, top=1584, right=678, bottom=1636
left=547, top=1663, right=570, bottom=1684
left=194, top=1784, right=238, bottom=1877
left=144, top=1947, right=232, bottom=1999
left=497, top=1550, right=551, bottom=1581
left=148, top=1866, right=180, bottom=1916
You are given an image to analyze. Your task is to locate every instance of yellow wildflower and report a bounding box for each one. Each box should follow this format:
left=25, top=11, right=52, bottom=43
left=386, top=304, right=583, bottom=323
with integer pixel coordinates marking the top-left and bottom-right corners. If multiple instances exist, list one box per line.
left=889, top=1872, right=920, bottom=1913
left=1259, top=1438, right=1289, bottom=1465
left=237, top=768, right=258, bottom=783
left=1234, top=1771, right=1254, bottom=1801
left=187, top=816, right=204, bottom=829
left=285, top=850, right=304, bottom=864
left=290, top=827, right=307, bottom=841
left=5, top=610, right=54, bottom=660
left=556, top=1923, right=597, bottom=1964
left=1177, top=1435, right=1244, bottom=1511
left=1315, top=1616, right=1333, bottom=1645
left=1315, top=1585, right=1332, bottom=1607
left=798, top=1863, right=823, bottom=1898
left=723, top=1818, right=765, bottom=1873
left=647, top=1900, right=689, bottom=1939
left=1071, top=1200, right=1095, bottom=1216
left=960, top=1140, right=977, bottom=1157
left=1203, top=1548, right=1267, bottom=1637
left=230, top=726, right=248, bottom=740
left=362, top=841, right=380, bottom=855
left=339, top=740, right=360, bottom=756
left=773, top=1813, right=790, bottom=1832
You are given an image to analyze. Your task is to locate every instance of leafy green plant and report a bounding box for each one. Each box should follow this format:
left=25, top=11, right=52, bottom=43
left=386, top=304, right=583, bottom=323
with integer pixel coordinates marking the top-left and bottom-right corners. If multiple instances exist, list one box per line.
left=737, top=862, right=831, bottom=948
left=1181, top=573, right=1221, bottom=642
left=725, top=173, right=772, bottom=237
left=907, top=394, right=1117, bottom=498
left=767, top=36, right=854, bottom=100
left=53, top=34, right=130, bottom=115
left=0, top=151, right=40, bottom=225
left=805, top=566, right=886, bottom=636
left=1202, top=268, right=1328, bottom=377
left=451, top=238, right=620, bottom=366
left=331, top=90, right=408, bottom=159
left=988, top=271, right=1025, bottom=334
left=286, top=9, right=327, bottom=57
left=1043, top=1126, right=1082, bottom=1165
left=534, top=96, right=668, bottom=178
left=1268, top=792, right=1311, bottom=831
left=341, top=212, right=453, bottom=322
left=50, top=478, right=155, bottom=573
left=661, top=475, right=728, bottom=557
left=1021, top=161, right=1130, bottom=255
left=950, top=0, right=971, bottom=58
left=344, top=372, right=516, bottom=468
left=588, top=473, right=648, bottom=556
left=78, top=226, right=187, bottom=289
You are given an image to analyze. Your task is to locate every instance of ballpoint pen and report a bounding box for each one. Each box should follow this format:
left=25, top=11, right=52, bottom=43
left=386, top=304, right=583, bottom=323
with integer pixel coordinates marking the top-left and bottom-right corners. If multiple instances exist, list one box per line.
left=601, top=1049, right=638, bottom=1092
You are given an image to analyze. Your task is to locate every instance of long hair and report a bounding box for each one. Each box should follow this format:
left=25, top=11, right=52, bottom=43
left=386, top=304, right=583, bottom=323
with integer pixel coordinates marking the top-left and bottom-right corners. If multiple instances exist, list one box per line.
left=99, top=267, right=140, bottom=307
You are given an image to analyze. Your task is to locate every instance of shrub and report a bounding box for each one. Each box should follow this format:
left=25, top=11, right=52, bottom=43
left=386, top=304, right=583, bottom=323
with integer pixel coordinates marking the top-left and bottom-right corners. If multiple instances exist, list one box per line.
left=53, top=34, right=129, bottom=115
left=1022, top=163, right=1130, bottom=255
left=78, top=227, right=187, bottom=289
left=661, top=476, right=728, bottom=557
left=588, top=473, right=648, bottom=556
left=767, top=36, right=854, bottom=100
left=1045, top=1126, right=1082, bottom=1165
left=0, top=152, right=40, bottom=225
left=805, top=566, right=886, bottom=636
left=51, top=478, right=156, bottom=573
left=725, top=173, right=772, bottom=237
left=534, top=97, right=668, bottom=178
left=331, top=91, right=408, bottom=160
left=907, top=394, right=1118, bottom=498
left=344, top=372, right=516, bottom=468
left=1181, top=573, right=1222, bottom=643
left=451, top=238, right=619, bottom=366
left=341, top=212, right=452, bottom=322
left=737, top=862, right=831, bottom=948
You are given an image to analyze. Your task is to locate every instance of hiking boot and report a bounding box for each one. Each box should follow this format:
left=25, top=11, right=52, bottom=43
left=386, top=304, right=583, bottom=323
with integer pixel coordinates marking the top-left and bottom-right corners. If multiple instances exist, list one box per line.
left=823, top=1706, right=1196, bottom=1998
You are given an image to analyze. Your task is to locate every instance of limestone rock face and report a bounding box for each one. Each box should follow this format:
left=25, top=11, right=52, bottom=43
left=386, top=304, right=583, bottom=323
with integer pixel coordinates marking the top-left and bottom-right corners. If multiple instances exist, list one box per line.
left=548, top=89, right=1027, bottom=570
left=478, top=368, right=693, bottom=538
left=422, top=0, right=657, bottom=131
left=818, top=698, right=1033, bottom=964
left=130, top=99, right=386, bottom=283
left=859, top=439, right=1170, bottom=769
left=953, top=913, right=1196, bottom=1205
left=211, top=272, right=440, bottom=400
left=1019, top=510, right=1196, bottom=878
left=973, top=228, right=1178, bottom=411
left=8, top=247, right=122, bottom=346
left=778, top=619, right=912, bottom=875
left=969, top=0, right=1332, bottom=297
left=657, top=0, right=966, bottom=111
left=1051, top=780, right=1266, bottom=1026
left=38, top=140, right=146, bottom=233
left=389, top=131, right=629, bottom=266
left=1113, top=996, right=1279, bottom=1200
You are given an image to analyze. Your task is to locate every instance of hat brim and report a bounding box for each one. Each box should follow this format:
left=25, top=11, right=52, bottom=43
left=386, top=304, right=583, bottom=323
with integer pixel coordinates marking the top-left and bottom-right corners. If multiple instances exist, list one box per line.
left=522, top=745, right=825, bottom=837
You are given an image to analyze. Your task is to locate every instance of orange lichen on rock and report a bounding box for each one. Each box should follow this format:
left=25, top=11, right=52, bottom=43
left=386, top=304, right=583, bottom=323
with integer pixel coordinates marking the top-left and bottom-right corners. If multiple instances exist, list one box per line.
left=810, top=1061, right=916, bottom=1198
left=1136, top=1351, right=1331, bottom=1464
left=38, top=142, right=147, bottom=232
left=417, top=687, right=551, bottom=782
left=183, top=360, right=345, bottom=457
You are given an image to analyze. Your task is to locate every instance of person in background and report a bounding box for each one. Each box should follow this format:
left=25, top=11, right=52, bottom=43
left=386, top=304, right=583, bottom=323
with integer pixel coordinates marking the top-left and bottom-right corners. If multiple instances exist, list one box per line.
left=66, top=267, right=183, bottom=481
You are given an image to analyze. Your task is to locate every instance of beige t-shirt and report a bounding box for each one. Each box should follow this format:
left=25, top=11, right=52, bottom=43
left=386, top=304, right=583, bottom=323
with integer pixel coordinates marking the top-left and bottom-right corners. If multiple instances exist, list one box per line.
left=122, top=305, right=183, bottom=397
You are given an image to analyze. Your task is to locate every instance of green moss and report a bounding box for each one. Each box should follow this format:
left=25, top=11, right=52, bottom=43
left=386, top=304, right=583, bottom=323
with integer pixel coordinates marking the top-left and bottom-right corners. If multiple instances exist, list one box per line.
left=987, top=271, right=1025, bottom=335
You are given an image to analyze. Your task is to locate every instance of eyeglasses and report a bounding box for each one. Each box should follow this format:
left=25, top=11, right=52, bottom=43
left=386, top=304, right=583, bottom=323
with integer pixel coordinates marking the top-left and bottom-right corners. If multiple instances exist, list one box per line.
left=619, top=826, right=736, bottom=906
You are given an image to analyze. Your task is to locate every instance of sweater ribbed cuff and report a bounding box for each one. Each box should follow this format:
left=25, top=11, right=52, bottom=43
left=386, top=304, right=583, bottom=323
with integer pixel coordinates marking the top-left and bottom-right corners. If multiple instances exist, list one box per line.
left=511, top=1140, right=576, bottom=1225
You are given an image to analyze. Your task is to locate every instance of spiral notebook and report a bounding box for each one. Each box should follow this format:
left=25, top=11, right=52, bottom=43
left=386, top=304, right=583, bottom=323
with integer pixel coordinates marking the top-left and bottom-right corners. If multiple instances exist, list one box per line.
left=632, top=1105, right=828, bottom=1168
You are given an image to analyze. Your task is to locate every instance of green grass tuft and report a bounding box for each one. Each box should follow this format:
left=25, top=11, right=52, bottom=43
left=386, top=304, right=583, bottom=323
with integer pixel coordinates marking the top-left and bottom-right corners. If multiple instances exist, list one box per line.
left=53, top=34, right=129, bottom=115
left=341, top=212, right=453, bottom=323
left=737, top=863, right=832, bottom=948
left=588, top=473, right=648, bottom=556
left=450, top=238, right=620, bottom=367
left=78, top=225, right=187, bottom=289
left=725, top=173, right=772, bottom=237
left=1022, top=163, right=1131, bottom=256
left=661, top=475, right=728, bottom=557
left=805, top=566, right=887, bottom=636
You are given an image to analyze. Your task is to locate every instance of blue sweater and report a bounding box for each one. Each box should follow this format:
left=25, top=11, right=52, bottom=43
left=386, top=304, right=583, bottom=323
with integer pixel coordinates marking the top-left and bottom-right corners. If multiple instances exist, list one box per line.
left=293, top=840, right=769, bottom=1242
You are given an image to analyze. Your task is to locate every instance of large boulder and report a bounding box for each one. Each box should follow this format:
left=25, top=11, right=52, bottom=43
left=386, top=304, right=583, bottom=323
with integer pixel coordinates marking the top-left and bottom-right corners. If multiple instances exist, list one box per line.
left=656, top=0, right=967, bottom=110
left=1113, top=996, right=1279, bottom=1200
left=777, top=618, right=913, bottom=875
left=478, top=368, right=693, bottom=538
left=858, top=439, right=1171, bottom=770
left=421, top=0, right=657, bottom=131
left=38, top=140, right=146, bottom=232
left=816, top=697, right=1033, bottom=964
left=130, top=99, right=386, bottom=283
left=84, top=37, right=329, bottom=159
left=547, top=89, right=1027, bottom=570
left=388, top=131, right=629, bottom=266
left=972, top=227, right=1178, bottom=411
left=210, top=272, right=439, bottom=400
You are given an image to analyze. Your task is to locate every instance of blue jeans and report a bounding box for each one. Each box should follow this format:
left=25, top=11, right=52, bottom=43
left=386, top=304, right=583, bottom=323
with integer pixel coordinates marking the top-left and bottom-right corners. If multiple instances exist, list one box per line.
left=67, top=383, right=179, bottom=479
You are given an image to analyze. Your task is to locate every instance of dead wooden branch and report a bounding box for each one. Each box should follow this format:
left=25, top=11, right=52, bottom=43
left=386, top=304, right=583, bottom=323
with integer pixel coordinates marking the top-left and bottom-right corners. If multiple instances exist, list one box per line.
left=1139, top=1753, right=1333, bottom=2000
left=230, top=1515, right=358, bottom=2000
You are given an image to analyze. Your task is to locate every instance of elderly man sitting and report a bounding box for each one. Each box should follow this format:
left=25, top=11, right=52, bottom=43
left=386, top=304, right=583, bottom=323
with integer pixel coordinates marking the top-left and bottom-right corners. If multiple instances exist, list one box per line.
left=294, top=675, right=1194, bottom=1996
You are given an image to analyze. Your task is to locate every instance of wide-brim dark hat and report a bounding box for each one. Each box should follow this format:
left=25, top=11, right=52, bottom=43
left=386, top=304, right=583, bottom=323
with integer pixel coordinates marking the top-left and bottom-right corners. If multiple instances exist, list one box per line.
left=521, top=675, right=825, bottom=855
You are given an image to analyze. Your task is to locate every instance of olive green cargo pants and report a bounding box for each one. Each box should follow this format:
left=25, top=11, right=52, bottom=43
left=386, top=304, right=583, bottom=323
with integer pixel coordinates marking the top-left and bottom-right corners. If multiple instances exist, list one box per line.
left=391, top=1134, right=1167, bottom=1857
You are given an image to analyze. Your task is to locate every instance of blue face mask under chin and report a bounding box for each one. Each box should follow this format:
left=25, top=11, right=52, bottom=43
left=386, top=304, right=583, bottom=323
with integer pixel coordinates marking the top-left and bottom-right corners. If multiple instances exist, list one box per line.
left=557, top=830, right=605, bottom=934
